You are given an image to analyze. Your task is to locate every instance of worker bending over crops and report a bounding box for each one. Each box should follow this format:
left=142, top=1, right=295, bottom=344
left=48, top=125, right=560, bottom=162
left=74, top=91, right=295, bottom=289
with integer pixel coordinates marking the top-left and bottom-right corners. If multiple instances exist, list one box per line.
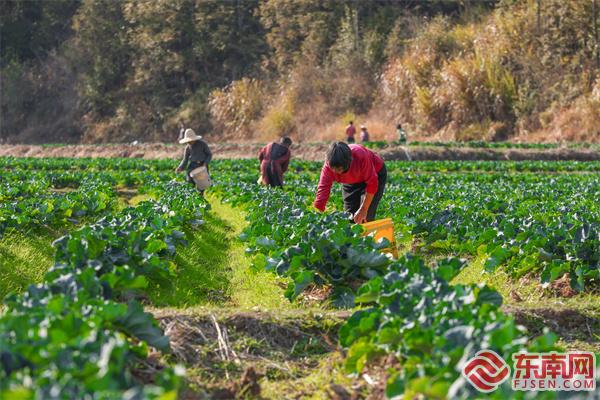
left=258, top=136, right=292, bottom=187
left=176, top=128, right=212, bottom=189
left=314, top=142, right=387, bottom=223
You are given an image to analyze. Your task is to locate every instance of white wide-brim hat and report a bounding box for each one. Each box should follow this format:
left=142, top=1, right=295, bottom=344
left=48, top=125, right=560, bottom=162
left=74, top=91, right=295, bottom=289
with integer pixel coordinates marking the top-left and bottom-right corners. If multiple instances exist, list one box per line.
left=179, top=128, right=202, bottom=144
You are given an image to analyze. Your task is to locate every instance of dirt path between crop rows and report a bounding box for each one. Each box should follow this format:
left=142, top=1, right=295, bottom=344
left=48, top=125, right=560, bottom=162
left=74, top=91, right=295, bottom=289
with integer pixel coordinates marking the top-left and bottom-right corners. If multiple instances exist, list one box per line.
left=2, top=143, right=600, bottom=161
left=147, top=305, right=599, bottom=399
left=150, top=309, right=357, bottom=399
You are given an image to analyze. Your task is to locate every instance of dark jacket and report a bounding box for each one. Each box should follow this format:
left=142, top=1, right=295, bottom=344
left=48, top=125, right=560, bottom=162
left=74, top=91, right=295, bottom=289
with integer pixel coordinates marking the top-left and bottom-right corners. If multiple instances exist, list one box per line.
left=178, top=140, right=212, bottom=171
left=259, top=142, right=291, bottom=186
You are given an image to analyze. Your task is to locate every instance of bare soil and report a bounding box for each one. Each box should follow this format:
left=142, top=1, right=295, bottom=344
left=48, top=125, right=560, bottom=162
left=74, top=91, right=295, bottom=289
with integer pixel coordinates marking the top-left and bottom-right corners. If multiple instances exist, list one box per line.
left=151, top=309, right=353, bottom=399
left=502, top=304, right=600, bottom=352
left=1, top=143, right=599, bottom=161
left=149, top=302, right=600, bottom=399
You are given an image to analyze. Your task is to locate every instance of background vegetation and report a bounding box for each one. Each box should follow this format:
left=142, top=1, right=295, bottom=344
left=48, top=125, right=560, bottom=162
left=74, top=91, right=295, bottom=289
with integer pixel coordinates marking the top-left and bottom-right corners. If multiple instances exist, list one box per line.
left=1, top=0, right=598, bottom=143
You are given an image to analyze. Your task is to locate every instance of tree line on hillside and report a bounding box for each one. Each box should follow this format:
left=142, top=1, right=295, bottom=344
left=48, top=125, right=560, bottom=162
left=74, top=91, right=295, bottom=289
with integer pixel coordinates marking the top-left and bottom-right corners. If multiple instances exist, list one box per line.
left=1, top=0, right=598, bottom=144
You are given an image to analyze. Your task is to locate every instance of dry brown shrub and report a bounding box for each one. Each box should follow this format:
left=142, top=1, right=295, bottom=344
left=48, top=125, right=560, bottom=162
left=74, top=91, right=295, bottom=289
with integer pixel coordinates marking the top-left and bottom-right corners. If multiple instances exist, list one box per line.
left=257, top=88, right=297, bottom=141
left=374, top=17, right=480, bottom=136
left=260, top=59, right=377, bottom=143
left=208, top=78, right=264, bottom=139
left=371, top=0, right=597, bottom=143
left=528, top=94, right=600, bottom=143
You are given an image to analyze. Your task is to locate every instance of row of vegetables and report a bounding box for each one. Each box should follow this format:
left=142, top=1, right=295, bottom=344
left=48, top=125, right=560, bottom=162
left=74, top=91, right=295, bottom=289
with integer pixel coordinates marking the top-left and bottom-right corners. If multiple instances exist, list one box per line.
left=381, top=172, right=600, bottom=291
left=2, top=156, right=600, bottom=172
left=0, top=170, right=176, bottom=236
left=0, top=157, right=175, bottom=171
left=0, top=179, right=117, bottom=237
left=1, top=169, right=173, bottom=189
left=1, top=179, right=207, bottom=398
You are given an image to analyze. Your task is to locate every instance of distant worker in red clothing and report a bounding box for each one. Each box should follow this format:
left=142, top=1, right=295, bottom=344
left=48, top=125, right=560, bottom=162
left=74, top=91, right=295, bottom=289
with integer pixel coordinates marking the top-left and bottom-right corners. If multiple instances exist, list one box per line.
left=313, top=142, right=387, bottom=223
left=258, top=136, right=292, bottom=187
left=345, top=121, right=356, bottom=143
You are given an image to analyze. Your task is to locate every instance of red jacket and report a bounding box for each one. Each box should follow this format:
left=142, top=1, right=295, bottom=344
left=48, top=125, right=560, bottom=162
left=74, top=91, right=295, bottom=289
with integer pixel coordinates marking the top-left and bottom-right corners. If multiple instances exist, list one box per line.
left=314, top=144, right=384, bottom=211
left=345, top=125, right=356, bottom=139
left=259, top=142, right=291, bottom=186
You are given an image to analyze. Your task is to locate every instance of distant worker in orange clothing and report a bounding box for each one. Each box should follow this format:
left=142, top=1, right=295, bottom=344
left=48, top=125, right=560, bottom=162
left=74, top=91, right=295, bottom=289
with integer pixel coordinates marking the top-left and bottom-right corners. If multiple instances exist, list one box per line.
left=258, top=136, right=292, bottom=187
left=345, top=121, right=356, bottom=143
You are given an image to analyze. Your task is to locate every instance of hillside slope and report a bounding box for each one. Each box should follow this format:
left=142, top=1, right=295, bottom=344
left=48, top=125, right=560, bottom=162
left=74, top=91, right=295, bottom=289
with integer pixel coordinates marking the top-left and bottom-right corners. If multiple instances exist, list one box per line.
left=1, top=0, right=598, bottom=144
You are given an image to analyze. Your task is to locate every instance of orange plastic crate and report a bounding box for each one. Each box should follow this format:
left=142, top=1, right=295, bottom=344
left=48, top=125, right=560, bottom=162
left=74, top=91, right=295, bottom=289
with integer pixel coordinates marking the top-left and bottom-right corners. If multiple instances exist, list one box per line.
left=361, top=218, right=398, bottom=258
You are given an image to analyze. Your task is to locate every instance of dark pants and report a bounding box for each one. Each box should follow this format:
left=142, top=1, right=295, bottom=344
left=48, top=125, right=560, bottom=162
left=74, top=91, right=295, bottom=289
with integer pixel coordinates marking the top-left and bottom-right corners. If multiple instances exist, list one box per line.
left=346, top=136, right=355, bottom=143
left=265, top=164, right=283, bottom=187
left=342, top=164, right=387, bottom=222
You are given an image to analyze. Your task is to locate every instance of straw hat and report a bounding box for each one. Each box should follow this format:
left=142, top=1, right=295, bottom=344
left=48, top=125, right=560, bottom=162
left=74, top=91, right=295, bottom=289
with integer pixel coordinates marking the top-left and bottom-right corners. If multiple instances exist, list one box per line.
left=179, top=128, right=202, bottom=144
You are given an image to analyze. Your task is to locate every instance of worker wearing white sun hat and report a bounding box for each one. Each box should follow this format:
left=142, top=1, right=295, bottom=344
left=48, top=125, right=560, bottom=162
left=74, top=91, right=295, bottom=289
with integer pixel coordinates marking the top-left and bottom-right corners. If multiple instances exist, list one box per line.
left=176, top=128, right=212, bottom=187
left=360, top=125, right=370, bottom=143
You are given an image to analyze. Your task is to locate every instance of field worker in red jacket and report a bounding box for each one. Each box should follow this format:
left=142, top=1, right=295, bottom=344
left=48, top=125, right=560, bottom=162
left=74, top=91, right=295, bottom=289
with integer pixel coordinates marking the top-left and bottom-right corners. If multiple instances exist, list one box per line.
left=258, top=136, right=292, bottom=187
left=345, top=121, right=356, bottom=143
left=314, top=142, right=387, bottom=223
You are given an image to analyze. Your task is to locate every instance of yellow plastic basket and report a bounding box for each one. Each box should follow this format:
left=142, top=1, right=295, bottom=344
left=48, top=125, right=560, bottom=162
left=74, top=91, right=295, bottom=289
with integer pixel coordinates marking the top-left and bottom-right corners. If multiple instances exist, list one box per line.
left=361, top=218, right=398, bottom=258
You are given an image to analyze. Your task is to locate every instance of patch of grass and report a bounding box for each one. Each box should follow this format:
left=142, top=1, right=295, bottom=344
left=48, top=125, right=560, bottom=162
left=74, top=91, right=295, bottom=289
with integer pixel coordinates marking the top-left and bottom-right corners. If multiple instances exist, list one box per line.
left=452, top=254, right=600, bottom=313
left=147, top=195, right=294, bottom=310
left=116, top=187, right=153, bottom=209
left=0, top=228, right=56, bottom=300
left=209, top=196, right=296, bottom=311
left=557, top=339, right=600, bottom=353
left=146, top=212, right=233, bottom=307
left=453, top=254, right=600, bottom=351
left=260, top=352, right=357, bottom=399
left=127, top=194, right=153, bottom=206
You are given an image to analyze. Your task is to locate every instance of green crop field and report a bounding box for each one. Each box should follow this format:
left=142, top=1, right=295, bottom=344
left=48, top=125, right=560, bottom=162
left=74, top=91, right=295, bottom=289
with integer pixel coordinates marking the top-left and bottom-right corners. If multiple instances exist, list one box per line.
left=1, top=156, right=599, bottom=399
